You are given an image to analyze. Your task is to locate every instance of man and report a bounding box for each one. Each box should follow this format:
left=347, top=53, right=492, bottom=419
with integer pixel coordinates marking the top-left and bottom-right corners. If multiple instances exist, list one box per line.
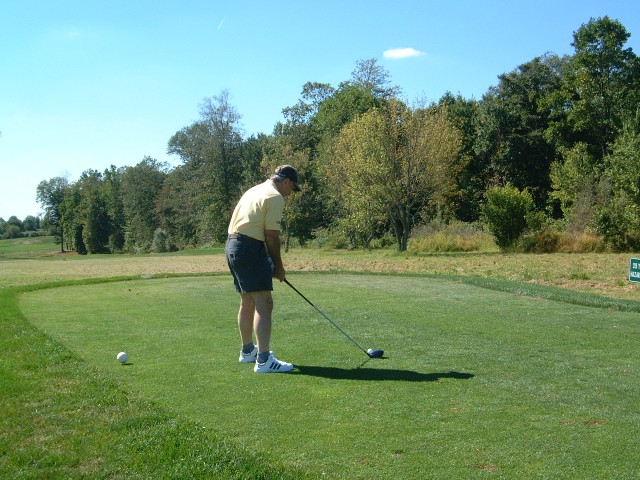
left=225, top=165, right=301, bottom=373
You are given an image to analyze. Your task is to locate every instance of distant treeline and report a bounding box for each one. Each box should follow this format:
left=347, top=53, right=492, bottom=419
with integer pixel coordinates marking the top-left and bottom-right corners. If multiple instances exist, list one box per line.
left=35, top=17, right=640, bottom=253
left=0, top=216, right=41, bottom=239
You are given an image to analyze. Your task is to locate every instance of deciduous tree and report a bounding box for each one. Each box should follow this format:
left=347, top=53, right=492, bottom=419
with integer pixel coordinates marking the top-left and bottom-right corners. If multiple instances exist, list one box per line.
left=76, top=169, right=110, bottom=253
left=327, top=101, right=463, bottom=251
left=476, top=55, right=563, bottom=209
left=168, top=90, right=244, bottom=243
left=36, top=177, right=69, bottom=252
left=568, top=16, right=637, bottom=158
left=122, top=157, right=167, bottom=251
left=595, top=118, right=640, bottom=249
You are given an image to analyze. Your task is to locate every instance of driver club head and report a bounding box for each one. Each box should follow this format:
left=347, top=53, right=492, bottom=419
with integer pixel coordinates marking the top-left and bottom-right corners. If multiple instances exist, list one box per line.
left=366, top=348, right=384, bottom=358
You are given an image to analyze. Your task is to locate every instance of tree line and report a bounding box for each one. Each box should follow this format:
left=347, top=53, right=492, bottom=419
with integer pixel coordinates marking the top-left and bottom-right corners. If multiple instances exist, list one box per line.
left=35, top=16, right=640, bottom=253
left=0, top=216, right=41, bottom=239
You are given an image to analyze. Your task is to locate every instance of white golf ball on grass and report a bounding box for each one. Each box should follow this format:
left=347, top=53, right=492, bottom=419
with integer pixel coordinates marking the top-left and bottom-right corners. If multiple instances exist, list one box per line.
left=116, top=352, right=129, bottom=364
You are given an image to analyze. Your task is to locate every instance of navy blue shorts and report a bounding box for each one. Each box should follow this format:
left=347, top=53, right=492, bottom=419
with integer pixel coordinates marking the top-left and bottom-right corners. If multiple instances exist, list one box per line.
left=225, top=234, right=273, bottom=293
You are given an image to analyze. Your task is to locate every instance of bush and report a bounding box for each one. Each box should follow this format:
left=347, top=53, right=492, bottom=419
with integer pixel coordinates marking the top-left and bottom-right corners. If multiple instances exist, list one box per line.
left=557, top=231, right=605, bottom=253
left=2, top=225, right=22, bottom=239
left=308, top=228, right=349, bottom=249
left=367, top=233, right=396, bottom=249
left=152, top=228, right=171, bottom=253
left=519, top=229, right=605, bottom=253
left=594, top=193, right=640, bottom=251
left=519, top=229, right=561, bottom=253
left=408, top=222, right=496, bottom=253
left=482, top=184, right=534, bottom=250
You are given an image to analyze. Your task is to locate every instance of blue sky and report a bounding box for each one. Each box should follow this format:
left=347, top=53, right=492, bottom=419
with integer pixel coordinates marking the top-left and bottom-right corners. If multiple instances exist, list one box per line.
left=1, top=0, right=639, bottom=220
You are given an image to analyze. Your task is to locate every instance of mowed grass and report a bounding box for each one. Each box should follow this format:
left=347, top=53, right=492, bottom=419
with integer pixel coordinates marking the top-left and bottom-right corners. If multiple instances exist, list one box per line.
left=0, top=236, right=60, bottom=259
left=1, top=283, right=312, bottom=480
left=19, top=273, right=640, bottom=479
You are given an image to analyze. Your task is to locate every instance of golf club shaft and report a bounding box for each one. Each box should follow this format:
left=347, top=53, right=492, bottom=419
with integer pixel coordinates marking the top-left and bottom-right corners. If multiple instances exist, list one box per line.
left=284, top=279, right=369, bottom=355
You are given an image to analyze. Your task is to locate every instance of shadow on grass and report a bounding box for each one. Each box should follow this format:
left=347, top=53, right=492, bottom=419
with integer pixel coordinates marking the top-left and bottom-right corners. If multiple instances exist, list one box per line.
left=294, top=365, right=474, bottom=382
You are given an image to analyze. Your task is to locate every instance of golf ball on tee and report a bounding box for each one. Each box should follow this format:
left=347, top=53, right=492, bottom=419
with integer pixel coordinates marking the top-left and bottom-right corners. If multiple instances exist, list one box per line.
left=117, top=352, right=128, bottom=364
left=367, top=348, right=373, bottom=354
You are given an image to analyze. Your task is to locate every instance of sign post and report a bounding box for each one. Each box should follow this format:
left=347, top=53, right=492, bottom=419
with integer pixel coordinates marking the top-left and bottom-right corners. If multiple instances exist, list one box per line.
left=630, top=258, right=640, bottom=283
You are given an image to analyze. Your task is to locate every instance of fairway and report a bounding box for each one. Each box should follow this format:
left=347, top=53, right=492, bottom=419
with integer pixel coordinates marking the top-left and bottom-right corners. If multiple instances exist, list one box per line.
left=20, top=273, right=640, bottom=479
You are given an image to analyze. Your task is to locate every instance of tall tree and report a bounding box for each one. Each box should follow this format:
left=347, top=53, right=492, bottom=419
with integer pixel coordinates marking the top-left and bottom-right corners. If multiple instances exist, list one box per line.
left=595, top=117, right=640, bottom=249
left=568, top=17, right=638, bottom=158
left=280, top=82, right=335, bottom=151
left=103, top=165, right=126, bottom=252
left=327, top=101, right=463, bottom=251
left=168, top=90, right=244, bottom=242
left=36, top=177, right=69, bottom=252
left=549, top=142, right=597, bottom=229
left=313, top=84, right=380, bottom=138
left=278, top=83, right=338, bottom=241
left=75, top=169, right=111, bottom=253
left=260, top=135, right=316, bottom=249
left=22, top=215, right=39, bottom=231
left=7, top=216, right=23, bottom=230
left=60, top=181, right=85, bottom=253
left=546, top=17, right=638, bottom=164
left=198, top=90, right=244, bottom=210
left=348, top=58, right=401, bottom=99
left=121, top=157, right=167, bottom=251
left=475, top=55, right=563, bottom=209
left=155, top=164, right=198, bottom=248
left=547, top=17, right=639, bottom=229
left=438, top=92, right=483, bottom=222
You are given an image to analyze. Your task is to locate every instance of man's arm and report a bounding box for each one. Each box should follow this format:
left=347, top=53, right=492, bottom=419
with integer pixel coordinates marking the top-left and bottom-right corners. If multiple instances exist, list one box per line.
left=264, top=229, right=285, bottom=281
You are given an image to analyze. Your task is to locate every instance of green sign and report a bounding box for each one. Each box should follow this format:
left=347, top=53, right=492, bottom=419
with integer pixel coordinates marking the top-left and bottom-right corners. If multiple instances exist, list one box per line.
left=630, top=258, right=640, bottom=283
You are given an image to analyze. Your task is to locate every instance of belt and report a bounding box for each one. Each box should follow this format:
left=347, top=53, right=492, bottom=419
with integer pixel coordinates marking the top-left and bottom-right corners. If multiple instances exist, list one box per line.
left=228, top=233, right=260, bottom=242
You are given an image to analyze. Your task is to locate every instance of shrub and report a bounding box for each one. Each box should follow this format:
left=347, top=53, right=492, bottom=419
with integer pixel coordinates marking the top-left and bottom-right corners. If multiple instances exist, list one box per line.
left=557, top=231, right=605, bottom=253
left=482, top=185, right=534, bottom=250
left=408, top=222, right=497, bottom=253
left=519, top=229, right=605, bottom=253
left=519, top=229, right=561, bottom=253
left=152, top=228, right=171, bottom=253
left=594, top=193, right=640, bottom=251
left=2, top=225, right=22, bottom=239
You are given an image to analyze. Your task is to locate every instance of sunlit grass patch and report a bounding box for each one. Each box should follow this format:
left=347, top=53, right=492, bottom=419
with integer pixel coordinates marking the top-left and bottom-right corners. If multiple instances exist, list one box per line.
left=18, top=273, right=640, bottom=479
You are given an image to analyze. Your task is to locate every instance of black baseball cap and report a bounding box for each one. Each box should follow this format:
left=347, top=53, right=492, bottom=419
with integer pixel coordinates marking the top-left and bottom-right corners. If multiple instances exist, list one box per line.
left=274, top=165, right=301, bottom=192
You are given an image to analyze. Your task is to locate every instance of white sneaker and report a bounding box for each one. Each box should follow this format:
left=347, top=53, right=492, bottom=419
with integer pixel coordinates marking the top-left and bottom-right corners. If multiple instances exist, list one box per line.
left=254, top=352, right=294, bottom=373
left=238, top=346, right=258, bottom=363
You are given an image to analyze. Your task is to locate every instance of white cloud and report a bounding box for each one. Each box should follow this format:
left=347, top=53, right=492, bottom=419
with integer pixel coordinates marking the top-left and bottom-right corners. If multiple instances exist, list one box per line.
left=383, top=47, right=426, bottom=59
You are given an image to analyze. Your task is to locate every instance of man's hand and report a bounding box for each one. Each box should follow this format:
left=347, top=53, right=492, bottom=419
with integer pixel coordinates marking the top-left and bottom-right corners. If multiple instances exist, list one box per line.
left=265, top=229, right=286, bottom=282
left=273, top=264, right=286, bottom=282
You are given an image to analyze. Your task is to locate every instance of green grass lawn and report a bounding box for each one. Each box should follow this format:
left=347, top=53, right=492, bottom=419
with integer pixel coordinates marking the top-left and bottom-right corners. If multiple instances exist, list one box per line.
left=0, top=236, right=60, bottom=259
left=18, top=273, right=640, bottom=479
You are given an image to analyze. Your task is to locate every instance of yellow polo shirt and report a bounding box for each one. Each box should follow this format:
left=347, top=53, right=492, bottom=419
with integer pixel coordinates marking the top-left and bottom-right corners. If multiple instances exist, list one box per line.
left=227, top=180, right=285, bottom=242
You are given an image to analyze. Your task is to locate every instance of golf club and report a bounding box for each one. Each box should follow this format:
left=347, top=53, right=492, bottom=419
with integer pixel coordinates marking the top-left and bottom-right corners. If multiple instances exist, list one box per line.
left=284, top=279, right=384, bottom=359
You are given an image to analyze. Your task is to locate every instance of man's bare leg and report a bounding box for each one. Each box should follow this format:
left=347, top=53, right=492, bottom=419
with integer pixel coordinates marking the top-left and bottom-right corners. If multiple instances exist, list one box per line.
left=251, top=290, right=274, bottom=354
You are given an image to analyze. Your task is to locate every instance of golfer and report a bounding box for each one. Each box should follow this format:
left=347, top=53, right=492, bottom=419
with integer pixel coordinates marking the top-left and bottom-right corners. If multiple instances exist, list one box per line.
left=225, top=165, right=301, bottom=373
